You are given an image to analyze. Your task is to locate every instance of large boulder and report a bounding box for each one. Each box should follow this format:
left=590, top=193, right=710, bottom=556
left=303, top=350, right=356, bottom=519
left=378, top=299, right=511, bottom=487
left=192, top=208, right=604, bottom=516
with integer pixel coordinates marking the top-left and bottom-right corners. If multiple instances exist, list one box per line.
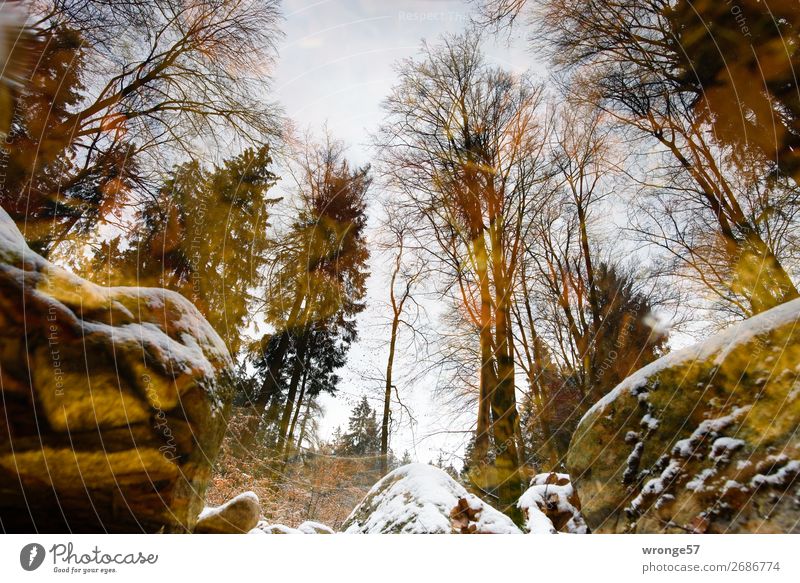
left=195, top=491, right=261, bottom=534
left=0, top=208, right=234, bottom=532
left=341, top=463, right=521, bottom=534
left=568, top=299, right=800, bottom=533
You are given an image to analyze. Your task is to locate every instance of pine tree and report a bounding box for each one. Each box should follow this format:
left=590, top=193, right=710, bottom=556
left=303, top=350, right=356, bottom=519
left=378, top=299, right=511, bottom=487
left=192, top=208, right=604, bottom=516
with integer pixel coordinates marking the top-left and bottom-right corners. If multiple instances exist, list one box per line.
left=251, top=139, right=370, bottom=450
left=86, top=146, right=278, bottom=355
left=335, top=396, right=381, bottom=457
left=591, top=262, right=668, bottom=398
left=433, top=453, right=459, bottom=479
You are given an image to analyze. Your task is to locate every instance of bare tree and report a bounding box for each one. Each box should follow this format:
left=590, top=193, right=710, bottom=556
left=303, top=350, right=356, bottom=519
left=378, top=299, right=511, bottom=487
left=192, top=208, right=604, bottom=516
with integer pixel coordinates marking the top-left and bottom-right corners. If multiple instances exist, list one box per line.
left=374, top=201, right=427, bottom=475
left=511, top=103, right=670, bottom=466
left=377, top=32, right=551, bottom=519
left=5, top=0, right=282, bottom=252
left=476, top=0, right=799, bottom=316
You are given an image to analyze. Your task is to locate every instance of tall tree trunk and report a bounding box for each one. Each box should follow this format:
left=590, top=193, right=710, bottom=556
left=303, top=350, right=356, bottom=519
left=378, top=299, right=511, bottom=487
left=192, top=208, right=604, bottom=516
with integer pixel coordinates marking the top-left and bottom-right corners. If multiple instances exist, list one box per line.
left=296, top=397, right=314, bottom=452
left=242, top=287, right=309, bottom=445
left=381, top=316, right=400, bottom=475
left=284, top=365, right=310, bottom=459
left=738, top=231, right=799, bottom=314
left=276, top=335, right=308, bottom=453
left=505, top=306, right=526, bottom=471
left=530, top=338, right=558, bottom=468
left=242, top=345, right=294, bottom=446
left=576, top=202, right=600, bottom=398
left=469, top=231, right=496, bottom=493
left=516, top=267, right=559, bottom=469
left=576, top=204, right=601, bottom=330
left=491, top=257, right=524, bottom=524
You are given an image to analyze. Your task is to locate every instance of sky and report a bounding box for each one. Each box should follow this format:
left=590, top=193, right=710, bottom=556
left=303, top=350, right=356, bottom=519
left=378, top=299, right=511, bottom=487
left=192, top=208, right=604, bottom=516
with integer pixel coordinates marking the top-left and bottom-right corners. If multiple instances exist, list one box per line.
left=274, top=0, right=537, bottom=165
left=270, top=0, right=538, bottom=464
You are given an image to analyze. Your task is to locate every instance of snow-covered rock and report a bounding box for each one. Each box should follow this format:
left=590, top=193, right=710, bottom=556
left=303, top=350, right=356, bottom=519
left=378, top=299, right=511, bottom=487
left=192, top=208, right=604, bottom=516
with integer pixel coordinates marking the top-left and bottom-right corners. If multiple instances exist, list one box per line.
left=248, top=520, right=334, bottom=534
left=298, top=520, right=335, bottom=534
left=250, top=523, right=302, bottom=534
left=0, top=207, right=234, bottom=532
left=341, top=463, right=521, bottom=534
left=517, top=473, right=588, bottom=534
left=195, top=492, right=261, bottom=534
left=568, top=299, right=800, bottom=533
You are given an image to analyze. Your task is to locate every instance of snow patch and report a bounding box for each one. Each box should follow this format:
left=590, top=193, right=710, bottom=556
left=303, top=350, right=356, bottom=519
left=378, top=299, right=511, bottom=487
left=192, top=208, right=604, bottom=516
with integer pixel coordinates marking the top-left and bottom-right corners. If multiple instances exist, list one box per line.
left=672, top=407, right=751, bottom=459
left=710, top=437, right=745, bottom=462
left=629, top=459, right=683, bottom=513
left=641, top=414, right=660, bottom=431
left=686, top=468, right=717, bottom=492
left=249, top=522, right=302, bottom=534
left=298, top=521, right=335, bottom=534
left=750, top=460, right=800, bottom=489
left=249, top=520, right=335, bottom=534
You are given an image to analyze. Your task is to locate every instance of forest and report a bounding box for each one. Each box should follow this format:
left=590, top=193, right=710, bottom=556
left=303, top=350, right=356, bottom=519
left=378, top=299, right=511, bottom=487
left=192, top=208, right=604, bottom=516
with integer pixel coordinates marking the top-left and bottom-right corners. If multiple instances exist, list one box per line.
left=0, top=0, right=798, bottom=535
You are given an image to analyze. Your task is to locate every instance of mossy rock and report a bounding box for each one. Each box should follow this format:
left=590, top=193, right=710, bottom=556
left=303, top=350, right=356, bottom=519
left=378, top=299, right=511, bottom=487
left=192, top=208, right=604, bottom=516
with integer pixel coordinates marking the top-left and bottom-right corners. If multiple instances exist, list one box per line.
left=0, top=208, right=234, bottom=532
left=567, top=299, right=800, bottom=533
